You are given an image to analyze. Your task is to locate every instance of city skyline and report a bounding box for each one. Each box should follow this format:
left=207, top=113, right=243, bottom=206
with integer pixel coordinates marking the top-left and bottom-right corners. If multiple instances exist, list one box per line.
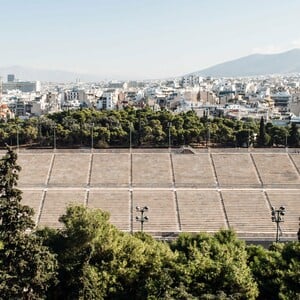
left=1, top=0, right=300, bottom=80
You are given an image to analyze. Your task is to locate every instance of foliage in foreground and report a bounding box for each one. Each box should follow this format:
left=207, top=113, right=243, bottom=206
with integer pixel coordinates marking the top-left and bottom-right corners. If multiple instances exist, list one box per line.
left=247, top=242, right=300, bottom=300
left=39, top=206, right=300, bottom=300
left=39, top=206, right=259, bottom=300
left=0, top=146, right=57, bottom=299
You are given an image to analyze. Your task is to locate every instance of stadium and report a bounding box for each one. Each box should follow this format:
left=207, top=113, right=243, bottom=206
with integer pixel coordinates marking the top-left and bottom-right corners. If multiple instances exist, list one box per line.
left=10, top=147, right=300, bottom=243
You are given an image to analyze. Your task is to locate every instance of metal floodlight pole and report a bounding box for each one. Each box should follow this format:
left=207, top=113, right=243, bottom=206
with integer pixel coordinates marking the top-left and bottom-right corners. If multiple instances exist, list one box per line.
left=91, top=123, right=94, bottom=152
left=168, top=122, right=172, bottom=151
left=297, top=217, right=300, bottom=242
left=16, top=125, right=19, bottom=152
left=271, top=206, right=286, bottom=242
left=248, top=129, right=250, bottom=148
left=38, top=121, right=42, bottom=145
left=141, top=213, right=144, bottom=232
left=136, top=205, right=149, bottom=232
left=129, top=122, right=133, bottom=153
left=207, top=122, right=210, bottom=148
left=208, top=127, right=210, bottom=147
left=53, top=125, right=56, bottom=150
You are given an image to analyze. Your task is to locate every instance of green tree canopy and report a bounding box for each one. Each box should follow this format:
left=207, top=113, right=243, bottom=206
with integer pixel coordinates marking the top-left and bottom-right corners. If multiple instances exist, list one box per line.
left=170, top=230, right=259, bottom=299
left=0, top=146, right=57, bottom=299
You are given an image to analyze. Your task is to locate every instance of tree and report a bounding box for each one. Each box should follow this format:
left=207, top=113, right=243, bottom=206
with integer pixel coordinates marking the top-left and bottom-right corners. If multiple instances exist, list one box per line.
left=288, top=123, right=300, bottom=147
left=40, top=205, right=120, bottom=299
left=215, top=123, right=235, bottom=146
left=280, top=242, right=300, bottom=298
left=40, top=205, right=177, bottom=300
left=236, top=129, right=252, bottom=147
left=170, top=230, right=258, bottom=299
left=247, top=242, right=300, bottom=300
left=247, top=244, right=285, bottom=299
left=269, top=126, right=289, bottom=147
left=0, top=146, right=57, bottom=299
left=257, top=117, right=267, bottom=147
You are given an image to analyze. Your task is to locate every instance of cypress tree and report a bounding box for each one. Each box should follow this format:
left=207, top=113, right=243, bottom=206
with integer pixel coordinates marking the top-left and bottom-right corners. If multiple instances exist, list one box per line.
left=257, top=116, right=266, bottom=146
left=0, top=146, right=57, bottom=299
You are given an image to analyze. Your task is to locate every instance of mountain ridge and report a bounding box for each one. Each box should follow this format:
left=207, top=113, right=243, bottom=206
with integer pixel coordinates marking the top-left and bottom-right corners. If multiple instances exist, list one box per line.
left=191, top=48, right=300, bottom=77
left=1, top=49, right=300, bottom=82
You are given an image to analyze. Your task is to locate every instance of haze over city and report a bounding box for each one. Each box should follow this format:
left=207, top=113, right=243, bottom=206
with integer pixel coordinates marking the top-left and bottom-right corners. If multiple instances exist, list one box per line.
left=2, top=0, right=300, bottom=80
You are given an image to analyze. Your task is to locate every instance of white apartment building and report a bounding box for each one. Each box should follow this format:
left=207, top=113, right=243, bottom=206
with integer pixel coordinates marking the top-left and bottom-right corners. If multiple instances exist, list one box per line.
left=63, top=88, right=87, bottom=103
left=181, top=75, right=200, bottom=87
left=96, top=92, right=116, bottom=110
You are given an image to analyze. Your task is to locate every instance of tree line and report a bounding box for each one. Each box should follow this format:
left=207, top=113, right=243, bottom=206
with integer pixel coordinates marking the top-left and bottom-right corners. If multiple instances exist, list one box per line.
left=0, top=107, right=299, bottom=148
left=0, top=147, right=299, bottom=299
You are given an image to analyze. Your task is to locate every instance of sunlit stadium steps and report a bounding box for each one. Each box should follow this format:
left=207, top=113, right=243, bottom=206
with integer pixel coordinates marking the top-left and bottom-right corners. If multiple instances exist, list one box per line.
left=172, top=154, right=216, bottom=188
left=21, top=189, right=44, bottom=224
left=47, top=154, right=90, bottom=187
left=251, top=153, right=300, bottom=188
left=132, top=190, right=178, bottom=233
left=132, top=154, right=173, bottom=188
left=212, top=153, right=261, bottom=188
left=38, top=190, right=85, bottom=228
left=9, top=149, right=300, bottom=241
left=18, top=153, right=53, bottom=187
left=221, top=190, right=276, bottom=236
left=266, top=190, right=300, bottom=238
left=87, top=190, right=130, bottom=231
left=176, top=190, right=227, bottom=232
left=289, top=153, right=300, bottom=174
left=90, top=153, right=130, bottom=187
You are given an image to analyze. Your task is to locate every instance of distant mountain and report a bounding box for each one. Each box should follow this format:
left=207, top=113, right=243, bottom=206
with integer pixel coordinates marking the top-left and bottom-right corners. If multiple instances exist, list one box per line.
left=193, top=49, right=300, bottom=77
left=0, top=65, right=100, bottom=82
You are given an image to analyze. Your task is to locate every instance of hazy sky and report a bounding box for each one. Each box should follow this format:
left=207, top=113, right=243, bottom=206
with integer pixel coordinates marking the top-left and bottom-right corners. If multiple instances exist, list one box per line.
left=1, top=0, right=300, bottom=79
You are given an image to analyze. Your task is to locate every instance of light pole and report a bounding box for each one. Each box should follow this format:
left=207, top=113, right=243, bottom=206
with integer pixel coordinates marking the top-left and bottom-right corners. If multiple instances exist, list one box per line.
left=271, top=206, right=286, bottom=242
left=16, top=125, right=19, bottom=152
left=168, top=122, right=172, bottom=152
left=129, top=122, right=133, bottom=153
left=136, top=205, right=149, bottom=232
left=297, top=217, right=300, bottom=242
left=91, top=123, right=94, bottom=152
left=248, top=129, right=251, bottom=148
left=206, top=122, right=210, bottom=148
left=38, top=120, right=42, bottom=146
left=204, top=121, right=210, bottom=148
left=53, top=125, right=56, bottom=150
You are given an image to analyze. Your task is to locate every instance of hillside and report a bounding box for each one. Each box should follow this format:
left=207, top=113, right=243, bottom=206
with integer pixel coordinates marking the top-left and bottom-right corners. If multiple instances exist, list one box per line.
left=194, top=48, right=300, bottom=77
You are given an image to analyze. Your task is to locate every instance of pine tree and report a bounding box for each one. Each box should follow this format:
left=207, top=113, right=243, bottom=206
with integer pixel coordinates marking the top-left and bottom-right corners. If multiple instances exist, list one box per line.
left=0, top=146, right=57, bottom=299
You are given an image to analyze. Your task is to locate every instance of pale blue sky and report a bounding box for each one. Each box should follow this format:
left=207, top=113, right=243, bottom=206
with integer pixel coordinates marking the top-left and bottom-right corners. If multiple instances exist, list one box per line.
left=1, top=0, right=300, bottom=79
